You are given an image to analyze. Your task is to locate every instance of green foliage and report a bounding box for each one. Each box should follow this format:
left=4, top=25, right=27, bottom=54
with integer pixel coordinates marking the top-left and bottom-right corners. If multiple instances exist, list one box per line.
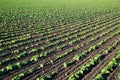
left=30, top=55, right=39, bottom=61
left=28, top=68, right=35, bottom=74
left=117, top=73, right=120, bottom=80
left=6, top=65, right=13, bottom=71
left=93, top=74, right=104, bottom=80
left=63, top=62, right=67, bottom=68
left=40, top=63, right=44, bottom=68
left=11, top=40, right=17, bottom=43
left=12, top=68, right=35, bottom=80
left=69, top=54, right=102, bottom=80
left=0, top=0, right=120, bottom=80
left=0, top=48, right=4, bottom=52
left=31, top=48, right=38, bottom=52
left=94, top=50, right=120, bottom=80
left=73, top=55, right=80, bottom=61
left=12, top=73, right=25, bottom=80
left=16, top=52, right=27, bottom=59
left=36, top=70, right=58, bottom=80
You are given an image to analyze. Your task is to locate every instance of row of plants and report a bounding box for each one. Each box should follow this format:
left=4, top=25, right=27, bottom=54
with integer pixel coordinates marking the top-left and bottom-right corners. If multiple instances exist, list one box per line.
left=68, top=53, right=103, bottom=80
left=0, top=15, right=106, bottom=56
left=69, top=17, right=119, bottom=45
left=1, top=11, right=117, bottom=51
left=0, top=60, right=29, bottom=76
left=39, top=16, right=112, bottom=47
left=4, top=34, right=31, bottom=45
left=68, top=38, right=120, bottom=80
left=0, top=23, right=112, bottom=78
left=11, top=68, right=36, bottom=80
left=0, top=13, right=119, bottom=78
left=63, top=32, right=120, bottom=68
left=0, top=19, right=119, bottom=74
left=36, top=69, right=58, bottom=80
left=0, top=6, right=116, bottom=42
left=89, top=24, right=119, bottom=43
left=0, top=13, right=117, bottom=58
left=57, top=24, right=120, bottom=65
left=0, top=16, right=110, bottom=63
left=35, top=25, right=120, bottom=79
left=47, top=14, right=117, bottom=43
left=0, top=52, right=27, bottom=66
left=31, top=30, right=120, bottom=80
left=93, top=50, right=120, bottom=80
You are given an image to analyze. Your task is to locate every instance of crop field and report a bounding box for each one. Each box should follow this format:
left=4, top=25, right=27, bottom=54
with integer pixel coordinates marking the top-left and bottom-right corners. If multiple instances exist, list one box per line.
left=0, top=0, right=120, bottom=80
